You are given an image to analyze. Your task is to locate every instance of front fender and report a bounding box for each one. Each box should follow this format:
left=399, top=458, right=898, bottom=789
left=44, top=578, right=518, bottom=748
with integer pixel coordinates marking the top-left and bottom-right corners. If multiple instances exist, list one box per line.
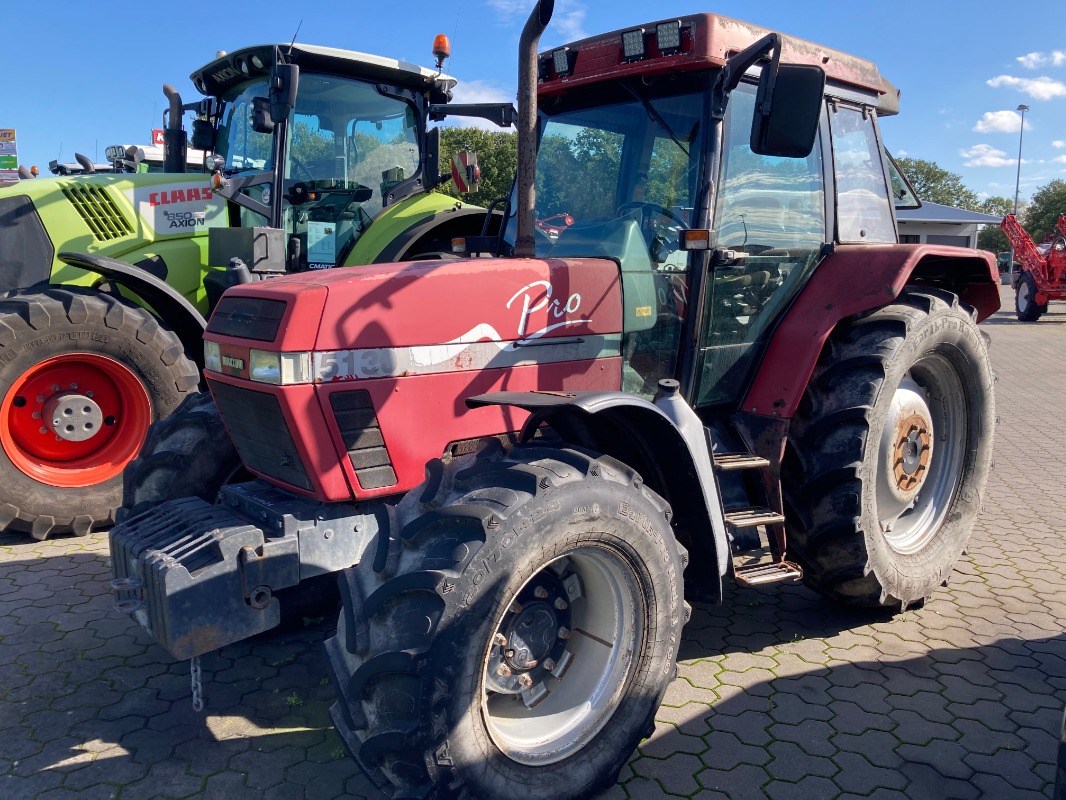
left=469, top=390, right=729, bottom=602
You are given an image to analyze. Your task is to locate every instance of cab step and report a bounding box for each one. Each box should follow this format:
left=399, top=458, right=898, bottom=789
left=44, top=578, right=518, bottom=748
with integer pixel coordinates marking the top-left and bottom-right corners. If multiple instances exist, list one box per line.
left=733, top=560, right=803, bottom=587
left=724, top=507, right=785, bottom=529
left=714, top=452, right=771, bottom=471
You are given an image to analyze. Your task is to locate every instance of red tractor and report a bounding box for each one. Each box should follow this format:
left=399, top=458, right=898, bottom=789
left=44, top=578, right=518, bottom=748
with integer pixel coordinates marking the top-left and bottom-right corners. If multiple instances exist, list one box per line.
left=1002, top=212, right=1066, bottom=320
left=111, top=3, right=999, bottom=798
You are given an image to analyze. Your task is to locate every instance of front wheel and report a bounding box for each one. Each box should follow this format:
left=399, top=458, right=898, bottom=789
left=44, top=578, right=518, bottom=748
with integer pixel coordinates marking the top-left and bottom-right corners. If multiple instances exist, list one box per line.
left=784, top=287, right=994, bottom=608
left=1016, top=271, right=1044, bottom=321
left=326, top=443, right=687, bottom=800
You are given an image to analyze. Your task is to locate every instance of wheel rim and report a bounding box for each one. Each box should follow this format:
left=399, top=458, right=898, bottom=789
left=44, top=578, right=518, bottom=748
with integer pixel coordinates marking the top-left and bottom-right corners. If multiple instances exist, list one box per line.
left=876, top=357, right=966, bottom=554
left=0, top=354, right=152, bottom=487
left=481, top=546, right=643, bottom=766
left=1018, top=280, right=1031, bottom=310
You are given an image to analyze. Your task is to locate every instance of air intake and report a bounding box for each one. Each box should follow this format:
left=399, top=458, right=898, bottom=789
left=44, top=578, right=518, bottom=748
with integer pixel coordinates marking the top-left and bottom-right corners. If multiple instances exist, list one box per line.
left=329, top=390, right=397, bottom=490
left=61, top=185, right=133, bottom=241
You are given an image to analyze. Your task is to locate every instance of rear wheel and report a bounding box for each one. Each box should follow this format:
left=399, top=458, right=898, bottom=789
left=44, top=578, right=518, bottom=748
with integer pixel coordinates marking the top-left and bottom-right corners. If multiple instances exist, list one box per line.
left=1016, top=271, right=1043, bottom=321
left=0, top=287, right=198, bottom=538
left=326, top=443, right=687, bottom=800
left=784, top=288, right=994, bottom=608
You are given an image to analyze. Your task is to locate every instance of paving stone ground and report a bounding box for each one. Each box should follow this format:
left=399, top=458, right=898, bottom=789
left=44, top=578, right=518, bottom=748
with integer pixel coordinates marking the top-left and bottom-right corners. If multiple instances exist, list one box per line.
left=1, top=285, right=1064, bottom=799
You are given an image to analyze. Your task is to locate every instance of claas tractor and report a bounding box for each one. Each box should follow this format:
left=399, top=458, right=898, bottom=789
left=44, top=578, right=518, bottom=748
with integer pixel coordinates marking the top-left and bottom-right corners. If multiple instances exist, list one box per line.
left=1001, top=212, right=1066, bottom=320
left=0, top=40, right=511, bottom=539
left=111, top=3, right=999, bottom=798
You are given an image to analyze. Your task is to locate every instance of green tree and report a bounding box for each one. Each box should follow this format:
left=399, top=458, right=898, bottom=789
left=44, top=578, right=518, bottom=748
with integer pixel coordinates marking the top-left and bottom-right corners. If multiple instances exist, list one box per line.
left=896, top=157, right=980, bottom=210
left=1022, top=179, right=1066, bottom=242
left=436, top=127, right=517, bottom=203
left=976, top=195, right=1012, bottom=253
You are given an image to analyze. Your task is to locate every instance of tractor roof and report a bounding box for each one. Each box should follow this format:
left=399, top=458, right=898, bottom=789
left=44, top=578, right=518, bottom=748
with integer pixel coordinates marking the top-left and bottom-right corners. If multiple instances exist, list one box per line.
left=539, top=13, right=898, bottom=115
left=192, top=43, right=456, bottom=99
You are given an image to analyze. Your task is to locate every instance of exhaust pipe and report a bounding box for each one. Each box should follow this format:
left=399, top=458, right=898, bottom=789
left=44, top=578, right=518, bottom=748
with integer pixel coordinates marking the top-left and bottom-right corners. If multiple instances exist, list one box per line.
left=162, top=84, right=188, bottom=174
left=514, top=0, right=554, bottom=258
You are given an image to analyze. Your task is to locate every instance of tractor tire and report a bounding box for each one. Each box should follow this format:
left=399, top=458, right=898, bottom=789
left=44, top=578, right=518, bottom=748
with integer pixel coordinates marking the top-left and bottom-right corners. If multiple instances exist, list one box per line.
left=0, top=286, right=198, bottom=538
left=783, top=287, right=994, bottom=609
left=1015, top=271, right=1043, bottom=321
left=118, top=391, right=243, bottom=522
left=326, top=442, right=688, bottom=800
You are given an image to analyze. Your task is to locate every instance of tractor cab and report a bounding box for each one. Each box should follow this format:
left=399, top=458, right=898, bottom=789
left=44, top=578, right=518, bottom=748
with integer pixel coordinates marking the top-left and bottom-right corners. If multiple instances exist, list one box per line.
left=190, top=44, right=462, bottom=272
left=499, top=15, right=903, bottom=408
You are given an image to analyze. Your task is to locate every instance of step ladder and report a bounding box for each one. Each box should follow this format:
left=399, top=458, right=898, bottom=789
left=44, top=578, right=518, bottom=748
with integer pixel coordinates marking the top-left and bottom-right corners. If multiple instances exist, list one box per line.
left=713, top=451, right=802, bottom=587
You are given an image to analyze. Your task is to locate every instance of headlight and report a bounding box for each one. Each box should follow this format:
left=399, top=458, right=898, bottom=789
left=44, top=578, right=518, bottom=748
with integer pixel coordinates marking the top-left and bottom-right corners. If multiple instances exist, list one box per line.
left=204, top=340, right=222, bottom=372
left=249, top=349, right=312, bottom=385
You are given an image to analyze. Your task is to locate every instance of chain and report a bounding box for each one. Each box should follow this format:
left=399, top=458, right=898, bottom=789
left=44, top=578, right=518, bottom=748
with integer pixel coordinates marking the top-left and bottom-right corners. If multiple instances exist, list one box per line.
left=190, top=656, right=204, bottom=713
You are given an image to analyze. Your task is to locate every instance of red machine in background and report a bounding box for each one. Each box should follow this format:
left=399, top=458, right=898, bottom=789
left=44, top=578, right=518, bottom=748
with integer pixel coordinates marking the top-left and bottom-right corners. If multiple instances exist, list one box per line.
left=1001, top=213, right=1066, bottom=320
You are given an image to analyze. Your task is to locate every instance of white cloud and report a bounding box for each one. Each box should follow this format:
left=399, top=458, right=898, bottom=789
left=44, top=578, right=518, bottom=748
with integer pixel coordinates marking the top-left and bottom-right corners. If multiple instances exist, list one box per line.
left=488, top=0, right=586, bottom=38
left=987, top=74, right=1066, bottom=100
left=1054, top=140, right=1066, bottom=148
left=896, top=149, right=908, bottom=157
left=440, top=79, right=516, bottom=130
left=960, top=144, right=1018, bottom=167
left=1016, top=51, right=1066, bottom=69
left=1054, top=155, right=1066, bottom=164
left=973, top=110, right=1028, bottom=133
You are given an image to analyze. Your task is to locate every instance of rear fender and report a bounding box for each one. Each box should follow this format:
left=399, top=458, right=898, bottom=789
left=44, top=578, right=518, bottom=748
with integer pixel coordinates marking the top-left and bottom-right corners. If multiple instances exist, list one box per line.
left=469, top=390, right=728, bottom=603
left=744, top=244, right=999, bottom=418
left=57, top=251, right=207, bottom=372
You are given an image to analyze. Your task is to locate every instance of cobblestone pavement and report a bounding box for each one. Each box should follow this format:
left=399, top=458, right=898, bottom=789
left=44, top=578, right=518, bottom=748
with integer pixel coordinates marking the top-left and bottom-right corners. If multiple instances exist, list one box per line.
left=2, top=285, right=1065, bottom=799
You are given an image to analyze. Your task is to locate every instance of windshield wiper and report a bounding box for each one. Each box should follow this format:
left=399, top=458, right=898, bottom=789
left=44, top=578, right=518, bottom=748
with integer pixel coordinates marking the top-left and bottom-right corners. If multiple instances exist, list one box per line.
left=623, top=84, right=690, bottom=157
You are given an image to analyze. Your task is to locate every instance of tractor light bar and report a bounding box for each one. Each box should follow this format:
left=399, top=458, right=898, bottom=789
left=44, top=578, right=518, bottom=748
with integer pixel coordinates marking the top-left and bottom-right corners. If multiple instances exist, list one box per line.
left=552, top=47, right=574, bottom=77
left=621, top=28, right=646, bottom=61
left=656, top=21, right=682, bottom=54
left=248, top=349, right=313, bottom=385
left=204, top=341, right=222, bottom=373
left=679, top=229, right=712, bottom=251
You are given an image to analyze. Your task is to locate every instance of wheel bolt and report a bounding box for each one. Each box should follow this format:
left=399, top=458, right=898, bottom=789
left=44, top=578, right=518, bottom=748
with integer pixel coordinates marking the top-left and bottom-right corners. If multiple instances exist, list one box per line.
left=543, top=659, right=556, bottom=671
left=518, top=674, right=533, bottom=688
left=31, top=412, right=40, bottom=420
left=36, top=395, right=45, bottom=403
left=39, top=427, right=48, bottom=434
left=494, top=633, right=507, bottom=647
left=510, top=601, right=523, bottom=614
left=534, top=586, right=548, bottom=599
left=497, top=664, right=512, bottom=677
left=505, top=649, right=515, bottom=659
left=51, top=385, right=59, bottom=392
left=554, top=598, right=568, bottom=610
left=558, top=627, right=570, bottom=640
left=70, top=384, right=78, bottom=390
left=86, top=391, right=94, bottom=398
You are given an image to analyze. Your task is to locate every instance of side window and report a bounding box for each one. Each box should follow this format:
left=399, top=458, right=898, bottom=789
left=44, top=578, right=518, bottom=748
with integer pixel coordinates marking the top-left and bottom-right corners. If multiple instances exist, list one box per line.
left=697, top=82, right=826, bottom=407
left=830, top=106, right=895, bottom=243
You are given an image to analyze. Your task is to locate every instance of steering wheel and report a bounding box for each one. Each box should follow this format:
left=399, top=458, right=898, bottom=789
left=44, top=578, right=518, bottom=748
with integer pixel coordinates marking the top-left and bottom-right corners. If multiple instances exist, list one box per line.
left=616, top=201, right=689, bottom=230
left=289, top=155, right=315, bottom=183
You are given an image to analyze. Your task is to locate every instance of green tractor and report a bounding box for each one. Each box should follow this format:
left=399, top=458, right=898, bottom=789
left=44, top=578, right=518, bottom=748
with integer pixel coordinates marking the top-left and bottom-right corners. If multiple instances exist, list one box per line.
left=0, top=41, right=511, bottom=539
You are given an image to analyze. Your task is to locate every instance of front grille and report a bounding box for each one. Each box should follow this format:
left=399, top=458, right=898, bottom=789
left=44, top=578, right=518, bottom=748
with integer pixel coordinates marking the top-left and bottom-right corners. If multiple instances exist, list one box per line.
left=211, top=380, right=312, bottom=491
left=61, top=185, right=133, bottom=241
left=207, top=296, right=288, bottom=342
left=330, top=390, right=397, bottom=490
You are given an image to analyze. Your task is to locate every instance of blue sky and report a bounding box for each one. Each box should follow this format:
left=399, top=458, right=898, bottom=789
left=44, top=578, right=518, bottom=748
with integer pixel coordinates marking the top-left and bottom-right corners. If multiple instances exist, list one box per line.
left=6, top=1, right=1065, bottom=204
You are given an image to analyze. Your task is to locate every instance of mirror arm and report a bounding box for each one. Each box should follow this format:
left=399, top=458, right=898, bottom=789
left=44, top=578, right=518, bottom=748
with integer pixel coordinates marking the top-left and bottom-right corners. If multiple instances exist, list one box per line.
left=711, top=32, right=779, bottom=118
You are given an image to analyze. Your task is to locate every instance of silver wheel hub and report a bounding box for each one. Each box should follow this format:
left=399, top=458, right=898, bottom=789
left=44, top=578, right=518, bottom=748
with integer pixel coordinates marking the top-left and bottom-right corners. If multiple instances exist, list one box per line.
left=44, top=393, right=104, bottom=442
left=481, top=548, right=641, bottom=766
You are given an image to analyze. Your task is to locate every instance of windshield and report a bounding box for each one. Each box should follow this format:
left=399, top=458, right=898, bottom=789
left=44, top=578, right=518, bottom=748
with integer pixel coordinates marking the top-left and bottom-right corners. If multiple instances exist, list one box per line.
left=511, top=85, right=704, bottom=268
left=215, top=74, right=422, bottom=269
left=505, top=82, right=706, bottom=395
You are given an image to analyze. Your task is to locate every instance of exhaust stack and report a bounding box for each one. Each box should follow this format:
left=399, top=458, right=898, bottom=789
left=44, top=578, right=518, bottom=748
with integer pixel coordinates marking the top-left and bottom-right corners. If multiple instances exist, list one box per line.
left=514, top=0, right=554, bottom=258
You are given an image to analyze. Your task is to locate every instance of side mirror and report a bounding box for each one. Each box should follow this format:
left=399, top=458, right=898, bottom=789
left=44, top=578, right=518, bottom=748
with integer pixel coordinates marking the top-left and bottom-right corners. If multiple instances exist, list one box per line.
left=750, top=63, right=826, bottom=158
left=269, top=63, right=299, bottom=125
left=252, top=97, right=275, bottom=134
left=190, top=119, right=216, bottom=152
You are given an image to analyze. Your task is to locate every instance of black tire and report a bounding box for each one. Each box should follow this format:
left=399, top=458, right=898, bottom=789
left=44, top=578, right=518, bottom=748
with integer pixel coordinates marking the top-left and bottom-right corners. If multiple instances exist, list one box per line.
left=118, top=391, right=243, bottom=522
left=1016, top=271, right=1043, bottom=321
left=0, top=286, right=198, bottom=538
left=326, top=443, right=688, bottom=800
left=783, top=287, right=994, bottom=608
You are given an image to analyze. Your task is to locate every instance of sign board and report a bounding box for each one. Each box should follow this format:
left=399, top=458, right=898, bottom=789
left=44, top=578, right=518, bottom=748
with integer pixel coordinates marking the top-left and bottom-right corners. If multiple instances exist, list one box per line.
left=152, top=128, right=165, bottom=146
left=0, top=170, right=19, bottom=182
left=0, top=128, right=16, bottom=172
